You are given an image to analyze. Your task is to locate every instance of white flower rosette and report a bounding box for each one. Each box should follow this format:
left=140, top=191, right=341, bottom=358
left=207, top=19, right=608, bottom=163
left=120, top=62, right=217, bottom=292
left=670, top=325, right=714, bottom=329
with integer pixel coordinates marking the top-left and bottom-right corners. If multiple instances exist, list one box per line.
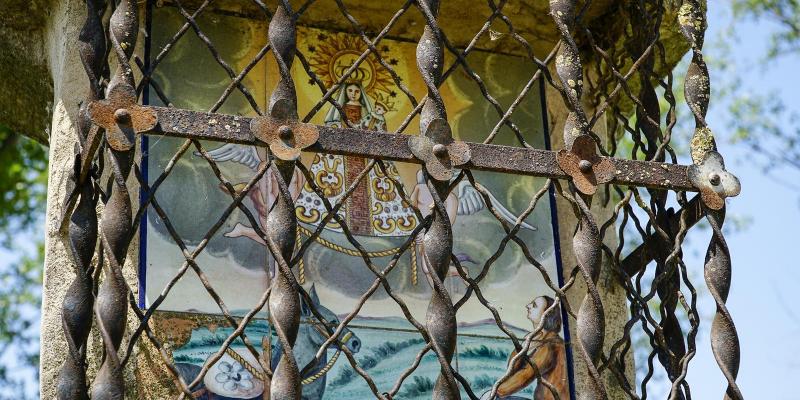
left=204, top=350, right=265, bottom=398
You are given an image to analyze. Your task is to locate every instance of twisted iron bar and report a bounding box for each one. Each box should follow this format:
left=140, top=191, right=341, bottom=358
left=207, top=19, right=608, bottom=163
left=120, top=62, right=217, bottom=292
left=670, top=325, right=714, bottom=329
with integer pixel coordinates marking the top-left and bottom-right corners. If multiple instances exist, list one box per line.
left=91, top=0, right=139, bottom=398
left=266, top=2, right=302, bottom=399
left=627, top=3, right=687, bottom=398
left=415, top=0, right=460, bottom=398
left=550, top=0, right=588, bottom=149
left=570, top=189, right=607, bottom=400
left=57, top=2, right=106, bottom=398
left=679, top=1, right=714, bottom=165
left=550, top=0, right=607, bottom=398
left=678, top=2, right=741, bottom=399
left=703, top=208, right=741, bottom=400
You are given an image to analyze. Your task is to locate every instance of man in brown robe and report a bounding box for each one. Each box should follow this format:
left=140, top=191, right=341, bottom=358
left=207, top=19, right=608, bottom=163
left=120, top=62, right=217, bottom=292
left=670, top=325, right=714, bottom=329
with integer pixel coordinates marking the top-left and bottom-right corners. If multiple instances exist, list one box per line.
left=490, top=295, right=569, bottom=400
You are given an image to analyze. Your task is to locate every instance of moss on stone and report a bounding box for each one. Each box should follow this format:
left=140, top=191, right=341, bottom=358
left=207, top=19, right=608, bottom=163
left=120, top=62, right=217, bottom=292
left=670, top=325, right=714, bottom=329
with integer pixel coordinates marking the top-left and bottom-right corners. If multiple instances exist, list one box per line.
left=0, top=0, right=53, bottom=144
left=691, top=126, right=716, bottom=164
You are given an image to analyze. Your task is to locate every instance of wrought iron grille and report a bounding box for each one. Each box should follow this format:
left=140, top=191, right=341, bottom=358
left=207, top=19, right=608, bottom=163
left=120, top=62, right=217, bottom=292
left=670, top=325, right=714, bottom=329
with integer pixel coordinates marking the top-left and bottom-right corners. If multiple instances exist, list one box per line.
left=57, top=0, right=742, bottom=399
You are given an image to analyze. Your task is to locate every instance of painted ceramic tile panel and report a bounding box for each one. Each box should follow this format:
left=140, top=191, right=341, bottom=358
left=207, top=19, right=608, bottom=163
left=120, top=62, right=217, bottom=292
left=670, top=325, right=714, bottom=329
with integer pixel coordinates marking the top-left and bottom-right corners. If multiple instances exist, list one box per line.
left=143, top=7, right=270, bottom=314
left=146, top=299, right=569, bottom=399
left=143, top=7, right=572, bottom=399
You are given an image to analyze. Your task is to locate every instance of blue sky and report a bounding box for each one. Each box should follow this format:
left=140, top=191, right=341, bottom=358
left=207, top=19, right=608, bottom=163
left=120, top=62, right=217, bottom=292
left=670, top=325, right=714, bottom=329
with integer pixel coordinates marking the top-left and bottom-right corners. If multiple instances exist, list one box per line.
left=681, top=5, right=800, bottom=400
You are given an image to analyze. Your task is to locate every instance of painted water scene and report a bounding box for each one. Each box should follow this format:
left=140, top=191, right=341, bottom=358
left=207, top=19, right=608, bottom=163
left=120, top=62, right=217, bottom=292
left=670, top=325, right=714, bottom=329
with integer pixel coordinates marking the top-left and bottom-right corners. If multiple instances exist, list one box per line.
left=142, top=8, right=572, bottom=399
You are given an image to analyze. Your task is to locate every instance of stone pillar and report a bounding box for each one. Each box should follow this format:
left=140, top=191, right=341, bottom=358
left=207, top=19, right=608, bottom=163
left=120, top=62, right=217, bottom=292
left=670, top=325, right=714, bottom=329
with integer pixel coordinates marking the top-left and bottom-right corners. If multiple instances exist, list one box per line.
left=545, top=80, right=635, bottom=397
left=40, top=1, right=143, bottom=398
left=40, top=1, right=91, bottom=397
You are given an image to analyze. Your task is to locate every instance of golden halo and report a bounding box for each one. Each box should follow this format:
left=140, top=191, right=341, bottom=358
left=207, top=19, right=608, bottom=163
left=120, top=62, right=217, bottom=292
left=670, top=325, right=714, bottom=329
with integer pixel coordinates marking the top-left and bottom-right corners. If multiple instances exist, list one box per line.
left=304, top=29, right=397, bottom=96
left=329, top=50, right=376, bottom=91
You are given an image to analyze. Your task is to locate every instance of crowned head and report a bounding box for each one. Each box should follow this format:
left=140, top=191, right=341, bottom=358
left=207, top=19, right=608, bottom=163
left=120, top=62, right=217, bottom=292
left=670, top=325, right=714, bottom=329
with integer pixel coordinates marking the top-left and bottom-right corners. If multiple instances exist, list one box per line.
left=372, top=92, right=397, bottom=115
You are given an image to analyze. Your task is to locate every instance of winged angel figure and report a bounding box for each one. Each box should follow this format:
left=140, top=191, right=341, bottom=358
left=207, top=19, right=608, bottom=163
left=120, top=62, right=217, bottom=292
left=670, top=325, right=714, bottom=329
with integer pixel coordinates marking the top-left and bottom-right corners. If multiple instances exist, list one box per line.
left=201, top=144, right=537, bottom=284
left=198, top=144, right=304, bottom=277
left=408, top=170, right=536, bottom=290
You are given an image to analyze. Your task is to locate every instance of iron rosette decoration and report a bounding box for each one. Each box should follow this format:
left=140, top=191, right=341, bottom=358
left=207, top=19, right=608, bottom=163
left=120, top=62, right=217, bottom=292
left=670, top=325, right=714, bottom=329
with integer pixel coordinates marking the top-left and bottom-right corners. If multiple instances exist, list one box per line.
left=408, top=118, right=471, bottom=181
left=688, top=150, right=741, bottom=210
left=556, top=135, right=615, bottom=195
left=88, top=83, right=157, bottom=151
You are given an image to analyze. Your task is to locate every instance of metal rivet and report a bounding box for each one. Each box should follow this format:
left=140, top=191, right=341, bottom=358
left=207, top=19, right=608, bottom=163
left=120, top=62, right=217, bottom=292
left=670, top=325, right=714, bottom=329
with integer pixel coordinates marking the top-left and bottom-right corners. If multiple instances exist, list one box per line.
left=114, top=108, right=131, bottom=124
left=579, top=159, right=593, bottom=173
left=708, top=172, right=720, bottom=185
left=432, top=143, right=447, bottom=158
left=278, top=125, right=293, bottom=140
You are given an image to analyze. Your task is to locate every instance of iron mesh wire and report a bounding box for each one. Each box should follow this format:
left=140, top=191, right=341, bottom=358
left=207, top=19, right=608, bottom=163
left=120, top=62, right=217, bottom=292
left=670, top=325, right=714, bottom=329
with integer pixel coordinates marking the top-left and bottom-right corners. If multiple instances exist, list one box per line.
left=57, top=0, right=741, bottom=399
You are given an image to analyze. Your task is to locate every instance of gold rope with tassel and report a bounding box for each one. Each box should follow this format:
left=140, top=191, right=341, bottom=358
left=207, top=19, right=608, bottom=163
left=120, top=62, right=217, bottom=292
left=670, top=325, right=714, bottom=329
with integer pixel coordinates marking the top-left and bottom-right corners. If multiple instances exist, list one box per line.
left=224, top=347, right=267, bottom=381
left=294, top=226, right=420, bottom=285
left=296, top=225, right=403, bottom=257
left=300, top=349, right=341, bottom=385
left=410, top=244, right=418, bottom=285
left=295, top=230, right=305, bottom=284
left=222, top=346, right=341, bottom=386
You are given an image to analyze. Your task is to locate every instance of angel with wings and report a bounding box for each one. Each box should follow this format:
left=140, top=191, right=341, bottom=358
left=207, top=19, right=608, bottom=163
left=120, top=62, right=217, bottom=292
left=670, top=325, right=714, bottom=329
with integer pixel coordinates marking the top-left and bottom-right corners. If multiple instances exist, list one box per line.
left=199, top=144, right=305, bottom=278
left=409, top=169, right=536, bottom=292
left=202, top=144, right=537, bottom=290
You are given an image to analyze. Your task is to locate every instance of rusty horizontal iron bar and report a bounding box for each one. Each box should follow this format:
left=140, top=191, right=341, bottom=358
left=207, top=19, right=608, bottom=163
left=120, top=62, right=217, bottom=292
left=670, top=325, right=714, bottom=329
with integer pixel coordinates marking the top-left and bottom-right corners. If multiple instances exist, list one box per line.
left=144, top=106, right=696, bottom=191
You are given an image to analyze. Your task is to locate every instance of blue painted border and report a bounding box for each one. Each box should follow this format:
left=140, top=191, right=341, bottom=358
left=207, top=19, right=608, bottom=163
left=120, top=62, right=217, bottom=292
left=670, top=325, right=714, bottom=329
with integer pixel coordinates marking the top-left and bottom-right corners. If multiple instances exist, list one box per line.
left=539, top=78, right=578, bottom=400
left=137, top=0, right=154, bottom=310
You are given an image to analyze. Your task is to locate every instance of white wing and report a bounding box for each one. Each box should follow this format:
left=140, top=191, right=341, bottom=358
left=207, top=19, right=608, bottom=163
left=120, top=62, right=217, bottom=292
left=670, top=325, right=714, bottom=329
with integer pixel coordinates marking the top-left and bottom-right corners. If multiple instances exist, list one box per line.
left=196, top=144, right=260, bottom=171
left=456, top=180, right=537, bottom=231
left=456, top=180, right=485, bottom=216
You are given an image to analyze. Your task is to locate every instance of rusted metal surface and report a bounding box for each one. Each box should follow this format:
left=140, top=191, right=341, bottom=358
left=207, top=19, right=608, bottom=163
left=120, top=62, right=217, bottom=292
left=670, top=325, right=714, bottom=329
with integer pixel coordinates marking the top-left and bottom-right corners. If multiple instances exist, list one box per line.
left=703, top=207, right=741, bottom=400
left=142, top=106, right=698, bottom=192
left=550, top=0, right=606, bottom=398
left=55, top=0, right=747, bottom=398
left=619, top=195, right=704, bottom=276
left=407, top=127, right=471, bottom=181
left=250, top=118, right=319, bottom=161
left=688, top=151, right=742, bottom=211
left=556, top=135, right=615, bottom=196
left=88, top=82, right=157, bottom=152
left=680, top=0, right=742, bottom=397
left=265, top=2, right=303, bottom=399
left=415, top=1, right=460, bottom=398
left=624, top=6, right=687, bottom=394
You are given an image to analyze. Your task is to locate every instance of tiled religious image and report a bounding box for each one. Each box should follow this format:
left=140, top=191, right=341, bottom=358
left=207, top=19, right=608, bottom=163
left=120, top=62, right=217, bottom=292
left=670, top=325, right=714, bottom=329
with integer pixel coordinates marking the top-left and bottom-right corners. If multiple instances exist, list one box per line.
left=141, top=7, right=572, bottom=399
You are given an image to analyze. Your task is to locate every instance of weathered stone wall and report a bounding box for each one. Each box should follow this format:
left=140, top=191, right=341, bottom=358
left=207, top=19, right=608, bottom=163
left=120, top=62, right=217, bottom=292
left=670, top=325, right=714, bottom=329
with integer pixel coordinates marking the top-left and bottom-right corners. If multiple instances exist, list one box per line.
left=40, top=1, right=89, bottom=397
left=40, top=1, right=144, bottom=398
left=0, top=0, right=53, bottom=144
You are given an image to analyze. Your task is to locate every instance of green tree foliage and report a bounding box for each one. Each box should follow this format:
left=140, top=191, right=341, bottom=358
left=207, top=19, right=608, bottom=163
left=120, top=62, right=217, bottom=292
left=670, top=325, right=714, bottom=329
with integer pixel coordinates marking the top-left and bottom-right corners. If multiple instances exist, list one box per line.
left=722, top=1, right=800, bottom=190
left=0, top=244, right=44, bottom=399
left=0, top=124, right=47, bottom=399
left=0, top=125, right=48, bottom=245
left=733, top=0, right=800, bottom=59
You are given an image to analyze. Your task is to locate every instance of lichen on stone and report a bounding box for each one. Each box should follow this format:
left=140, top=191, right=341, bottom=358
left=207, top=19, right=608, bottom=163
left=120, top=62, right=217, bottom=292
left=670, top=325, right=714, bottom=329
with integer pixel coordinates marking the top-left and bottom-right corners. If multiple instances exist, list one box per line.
left=690, top=126, right=716, bottom=164
left=677, top=3, right=694, bottom=26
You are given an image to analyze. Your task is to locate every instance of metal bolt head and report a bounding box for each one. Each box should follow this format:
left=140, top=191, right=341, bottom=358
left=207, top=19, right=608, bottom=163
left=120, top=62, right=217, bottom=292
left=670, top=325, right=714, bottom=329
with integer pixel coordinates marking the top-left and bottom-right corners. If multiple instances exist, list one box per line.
left=578, top=159, right=593, bottom=173
left=432, top=143, right=448, bottom=158
left=114, top=108, right=131, bottom=124
left=278, top=125, right=293, bottom=140
left=708, top=172, right=720, bottom=185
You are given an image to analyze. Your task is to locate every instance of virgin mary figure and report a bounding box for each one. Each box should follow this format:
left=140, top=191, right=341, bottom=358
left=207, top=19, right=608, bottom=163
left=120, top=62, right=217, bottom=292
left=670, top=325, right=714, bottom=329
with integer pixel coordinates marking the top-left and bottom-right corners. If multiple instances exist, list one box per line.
left=295, top=79, right=418, bottom=237
left=324, top=82, right=373, bottom=128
